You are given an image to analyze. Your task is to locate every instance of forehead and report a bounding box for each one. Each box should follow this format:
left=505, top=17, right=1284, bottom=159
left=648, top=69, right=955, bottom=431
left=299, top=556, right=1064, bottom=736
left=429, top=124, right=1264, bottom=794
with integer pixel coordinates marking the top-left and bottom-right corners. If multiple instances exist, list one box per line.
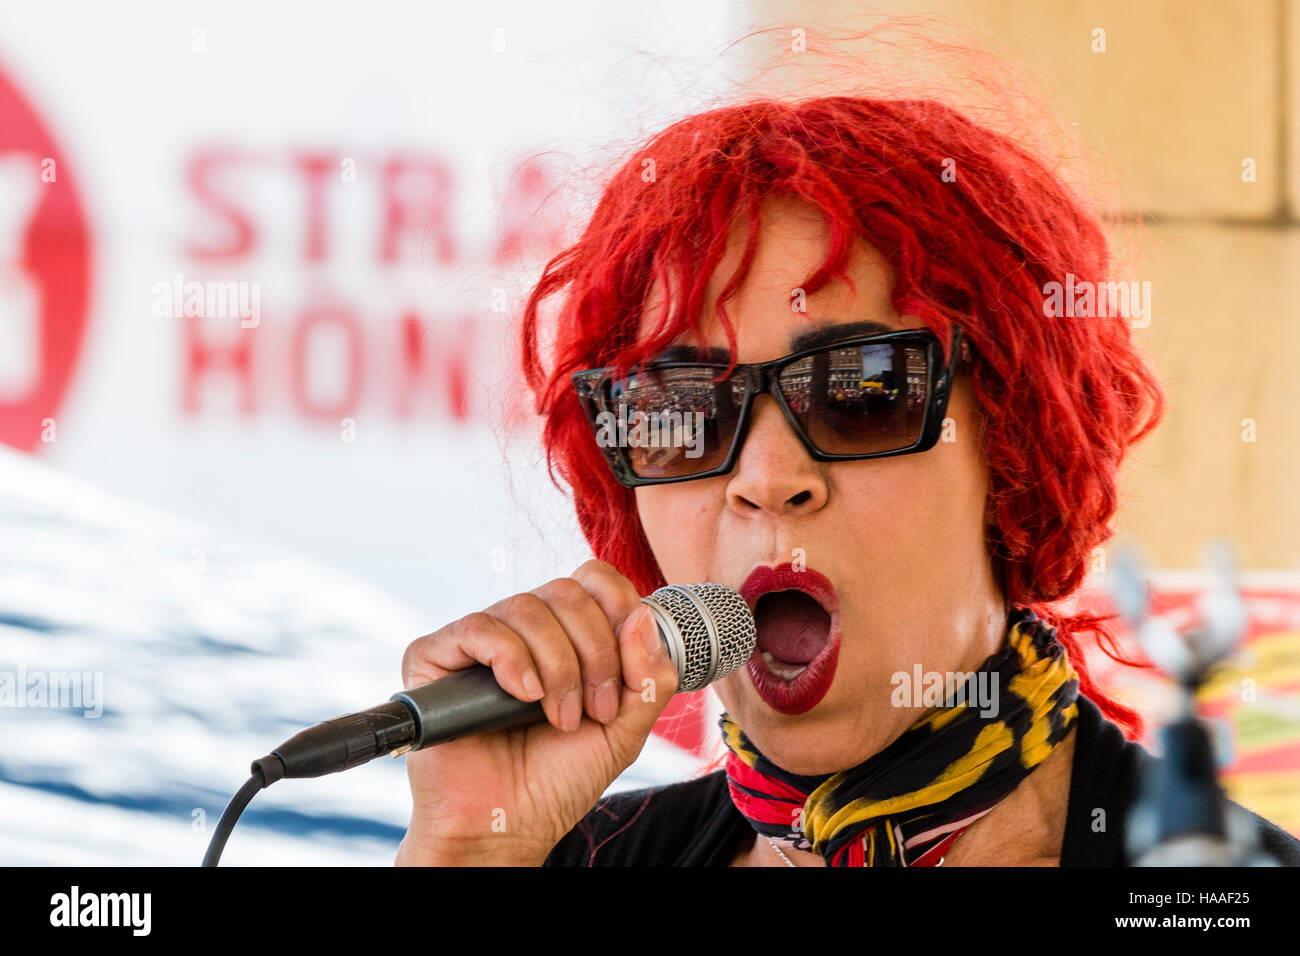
left=638, top=196, right=910, bottom=362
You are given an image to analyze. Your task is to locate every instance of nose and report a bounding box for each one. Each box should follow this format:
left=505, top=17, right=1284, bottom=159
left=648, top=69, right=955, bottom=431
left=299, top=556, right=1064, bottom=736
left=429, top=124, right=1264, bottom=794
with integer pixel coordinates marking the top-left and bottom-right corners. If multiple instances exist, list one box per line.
left=725, top=395, right=829, bottom=516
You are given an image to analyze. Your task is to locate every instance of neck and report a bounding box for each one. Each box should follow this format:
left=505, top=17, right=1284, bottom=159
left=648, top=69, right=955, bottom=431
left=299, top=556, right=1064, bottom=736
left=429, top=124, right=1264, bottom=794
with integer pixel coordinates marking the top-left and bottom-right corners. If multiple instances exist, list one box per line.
left=941, top=720, right=1076, bottom=865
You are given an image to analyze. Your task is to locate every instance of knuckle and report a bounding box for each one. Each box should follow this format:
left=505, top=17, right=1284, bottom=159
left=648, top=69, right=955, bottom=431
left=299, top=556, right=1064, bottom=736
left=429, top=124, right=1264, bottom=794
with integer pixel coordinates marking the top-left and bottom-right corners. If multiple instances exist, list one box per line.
left=492, top=592, right=574, bottom=671
left=400, top=634, right=443, bottom=687
left=537, top=576, right=591, bottom=610
left=592, top=635, right=622, bottom=664
left=584, top=558, right=635, bottom=594
left=585, top=634, right=622, bottom=672
left=496, top=591, right=549, bottom=626
left=548, top=655, right=585, bottom=691
left=555, top=653, right=583, bottom=686
left=575, top=558, right=617, bottom=579
left=455, top=611, right=499, bottom=639
left=574, top=559, right=641, bottom=610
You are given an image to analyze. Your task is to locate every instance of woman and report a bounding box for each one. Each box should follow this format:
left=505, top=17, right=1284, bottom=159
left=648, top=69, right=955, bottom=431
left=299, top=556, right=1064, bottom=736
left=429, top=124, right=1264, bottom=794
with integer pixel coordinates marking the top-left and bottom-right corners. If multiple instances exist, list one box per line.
left=394, top=95, right=1300, bottom=866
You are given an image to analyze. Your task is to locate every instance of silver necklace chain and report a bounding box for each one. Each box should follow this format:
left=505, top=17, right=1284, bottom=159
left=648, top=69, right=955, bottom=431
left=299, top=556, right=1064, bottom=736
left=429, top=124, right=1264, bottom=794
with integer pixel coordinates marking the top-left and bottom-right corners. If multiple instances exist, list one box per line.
left=765, top=838, right=797, bottom=866
left=765, top=836, right=945, bottom=867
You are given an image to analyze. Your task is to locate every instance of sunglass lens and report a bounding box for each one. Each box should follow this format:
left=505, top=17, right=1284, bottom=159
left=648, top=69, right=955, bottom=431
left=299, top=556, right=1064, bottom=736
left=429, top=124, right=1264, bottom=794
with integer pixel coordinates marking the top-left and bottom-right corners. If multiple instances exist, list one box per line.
left=778, top=342, right=930, bottom=455
left=604, top=369, right=745, bottom=479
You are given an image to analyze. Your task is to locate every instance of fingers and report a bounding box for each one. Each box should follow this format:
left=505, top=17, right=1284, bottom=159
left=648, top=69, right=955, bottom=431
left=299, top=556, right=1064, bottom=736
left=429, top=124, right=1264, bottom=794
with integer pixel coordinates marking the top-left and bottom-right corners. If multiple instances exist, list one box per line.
left=569, top=559, right=643, bottom=641
left=601, top=603, right=681, bottom=766
left=484, top=589, right=587, bottom=733
left=567, top=559, right=677, bottom=711
left=529, top=576, right=623, bottom=728
left=401, top=611, right=546, bottom=707
left=399, top=559, right=649, bottom=736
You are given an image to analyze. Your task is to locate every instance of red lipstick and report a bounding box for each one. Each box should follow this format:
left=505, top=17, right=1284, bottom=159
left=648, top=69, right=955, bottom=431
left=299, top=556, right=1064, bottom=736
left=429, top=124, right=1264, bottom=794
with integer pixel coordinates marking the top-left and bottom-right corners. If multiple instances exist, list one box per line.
left=739, top=563, right=841, bottom=715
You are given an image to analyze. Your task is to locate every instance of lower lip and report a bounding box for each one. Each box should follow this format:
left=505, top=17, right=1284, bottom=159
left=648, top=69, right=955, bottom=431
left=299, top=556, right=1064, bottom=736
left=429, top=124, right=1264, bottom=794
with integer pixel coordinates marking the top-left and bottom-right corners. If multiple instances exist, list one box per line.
left=744, top=627, right=840, bottom=715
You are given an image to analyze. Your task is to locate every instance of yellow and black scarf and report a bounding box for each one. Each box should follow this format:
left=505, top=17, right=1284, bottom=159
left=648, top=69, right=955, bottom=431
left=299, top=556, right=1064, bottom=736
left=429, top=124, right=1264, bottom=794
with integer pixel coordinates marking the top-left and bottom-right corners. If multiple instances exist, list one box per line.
left=720, top=607, right=1079, bottom=866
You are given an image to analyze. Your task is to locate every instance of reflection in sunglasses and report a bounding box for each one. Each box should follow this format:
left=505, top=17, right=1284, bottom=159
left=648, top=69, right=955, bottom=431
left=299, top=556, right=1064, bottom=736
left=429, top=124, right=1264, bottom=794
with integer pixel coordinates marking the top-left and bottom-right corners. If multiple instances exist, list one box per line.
left=593, top=402, right=707, bottom=460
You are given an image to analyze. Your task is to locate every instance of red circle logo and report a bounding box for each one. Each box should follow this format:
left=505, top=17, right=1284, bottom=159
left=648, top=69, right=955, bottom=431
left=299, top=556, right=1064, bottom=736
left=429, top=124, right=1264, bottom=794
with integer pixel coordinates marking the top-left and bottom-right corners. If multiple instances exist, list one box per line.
left=0, top=64, right=92, bottom=451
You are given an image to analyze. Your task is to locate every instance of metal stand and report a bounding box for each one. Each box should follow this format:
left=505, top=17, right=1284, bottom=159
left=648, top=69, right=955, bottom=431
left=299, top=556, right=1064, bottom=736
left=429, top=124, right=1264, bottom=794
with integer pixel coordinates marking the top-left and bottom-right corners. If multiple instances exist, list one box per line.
left=1109, top=541, right=1277, bottom=866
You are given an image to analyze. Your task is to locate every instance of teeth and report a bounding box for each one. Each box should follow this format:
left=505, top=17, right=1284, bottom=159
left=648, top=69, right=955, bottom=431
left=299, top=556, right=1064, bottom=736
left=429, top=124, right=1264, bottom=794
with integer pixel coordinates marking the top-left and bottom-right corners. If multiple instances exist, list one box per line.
left=761, top=650, right=807, bottom=681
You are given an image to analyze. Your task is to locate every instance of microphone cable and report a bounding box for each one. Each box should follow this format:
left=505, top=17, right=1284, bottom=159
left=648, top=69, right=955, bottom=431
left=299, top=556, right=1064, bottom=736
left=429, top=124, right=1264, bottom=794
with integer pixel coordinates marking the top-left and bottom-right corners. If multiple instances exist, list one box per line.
left=202, top=754, right=285, bottom=867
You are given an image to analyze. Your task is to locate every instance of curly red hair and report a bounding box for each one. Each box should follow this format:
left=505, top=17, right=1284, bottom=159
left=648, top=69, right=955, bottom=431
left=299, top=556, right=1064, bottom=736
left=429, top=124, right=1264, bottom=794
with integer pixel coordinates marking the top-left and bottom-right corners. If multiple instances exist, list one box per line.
left=518, top=94, right=1164, bottom=740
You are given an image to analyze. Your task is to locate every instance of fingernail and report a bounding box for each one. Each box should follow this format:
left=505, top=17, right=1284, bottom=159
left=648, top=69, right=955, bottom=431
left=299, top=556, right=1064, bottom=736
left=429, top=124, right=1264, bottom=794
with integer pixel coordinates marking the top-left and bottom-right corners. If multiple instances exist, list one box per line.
left=594, top=679, right=618, bottom=723
left=521, top=667, right=544, bottom=701
left=560, top=690, right=581, bottom=732
left=639, top=606, right=662, bottom=659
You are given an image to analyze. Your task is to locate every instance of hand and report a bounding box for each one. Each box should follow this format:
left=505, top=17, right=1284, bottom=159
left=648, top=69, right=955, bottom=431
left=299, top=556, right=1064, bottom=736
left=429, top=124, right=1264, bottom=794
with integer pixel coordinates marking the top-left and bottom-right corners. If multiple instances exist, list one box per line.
left=394, top=559, right=679, bottom=866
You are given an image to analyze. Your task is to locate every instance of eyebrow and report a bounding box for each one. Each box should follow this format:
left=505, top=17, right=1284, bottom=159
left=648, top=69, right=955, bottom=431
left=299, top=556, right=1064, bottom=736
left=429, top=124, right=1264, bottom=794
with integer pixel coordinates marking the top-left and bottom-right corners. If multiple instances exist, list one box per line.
left=649, top=320, right=897, bottom=364
left=790, top=319, right=895, bottom=352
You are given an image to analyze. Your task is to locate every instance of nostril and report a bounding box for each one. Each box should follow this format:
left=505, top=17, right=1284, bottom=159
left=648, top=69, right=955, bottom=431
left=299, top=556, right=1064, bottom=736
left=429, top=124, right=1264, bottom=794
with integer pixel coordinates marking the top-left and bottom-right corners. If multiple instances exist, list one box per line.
left=789, top=490, right=812, bottom=506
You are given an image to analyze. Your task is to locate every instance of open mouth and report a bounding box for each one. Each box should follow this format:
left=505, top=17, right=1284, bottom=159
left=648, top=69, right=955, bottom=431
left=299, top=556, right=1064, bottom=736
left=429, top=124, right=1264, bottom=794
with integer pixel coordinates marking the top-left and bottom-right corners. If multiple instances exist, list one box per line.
left=753, top=590, right=832, bottom=680
left=739, top=565, right=841, bottom=715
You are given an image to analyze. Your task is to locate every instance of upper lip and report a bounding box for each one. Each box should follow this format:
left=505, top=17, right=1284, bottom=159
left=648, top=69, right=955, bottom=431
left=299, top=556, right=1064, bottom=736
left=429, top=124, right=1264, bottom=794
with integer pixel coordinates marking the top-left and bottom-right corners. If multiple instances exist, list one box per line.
left=738, top=563, right=840, bottom=618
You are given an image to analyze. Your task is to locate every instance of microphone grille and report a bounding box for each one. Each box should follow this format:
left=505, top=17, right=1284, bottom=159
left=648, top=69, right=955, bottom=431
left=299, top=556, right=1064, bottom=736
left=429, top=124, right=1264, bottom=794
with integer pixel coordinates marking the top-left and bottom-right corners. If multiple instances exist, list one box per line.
left=642, top=583, right=756, bottom=693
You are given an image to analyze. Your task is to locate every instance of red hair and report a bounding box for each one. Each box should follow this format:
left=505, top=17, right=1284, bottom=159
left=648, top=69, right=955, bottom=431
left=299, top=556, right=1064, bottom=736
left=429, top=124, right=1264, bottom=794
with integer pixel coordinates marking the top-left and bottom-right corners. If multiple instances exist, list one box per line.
left=518, top=92, right=1164, bottom=740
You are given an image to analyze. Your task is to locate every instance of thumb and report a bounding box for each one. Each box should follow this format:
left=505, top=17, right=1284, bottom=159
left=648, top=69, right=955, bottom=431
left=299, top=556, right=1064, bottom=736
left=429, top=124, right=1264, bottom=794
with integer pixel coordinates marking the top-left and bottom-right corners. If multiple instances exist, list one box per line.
left=603, top=604, right=680, bottom=765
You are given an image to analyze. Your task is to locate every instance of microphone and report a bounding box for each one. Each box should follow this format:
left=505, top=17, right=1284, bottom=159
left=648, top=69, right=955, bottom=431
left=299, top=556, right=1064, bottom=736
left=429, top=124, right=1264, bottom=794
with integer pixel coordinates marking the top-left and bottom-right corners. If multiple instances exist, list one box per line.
left=263, top=582, right=756, bottom=781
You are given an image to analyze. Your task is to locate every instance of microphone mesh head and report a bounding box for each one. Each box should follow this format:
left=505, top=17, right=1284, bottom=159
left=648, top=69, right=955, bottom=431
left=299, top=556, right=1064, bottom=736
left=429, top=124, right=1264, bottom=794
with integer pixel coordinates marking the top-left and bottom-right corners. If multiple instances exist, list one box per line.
left=642, top=583, right=756, bottom=693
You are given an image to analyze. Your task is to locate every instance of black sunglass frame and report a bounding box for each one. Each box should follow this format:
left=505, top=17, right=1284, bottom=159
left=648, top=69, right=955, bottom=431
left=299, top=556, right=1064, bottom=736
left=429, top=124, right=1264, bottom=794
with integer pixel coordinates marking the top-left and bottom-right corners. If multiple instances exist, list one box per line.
left=571, top=324, right=967, bottom=488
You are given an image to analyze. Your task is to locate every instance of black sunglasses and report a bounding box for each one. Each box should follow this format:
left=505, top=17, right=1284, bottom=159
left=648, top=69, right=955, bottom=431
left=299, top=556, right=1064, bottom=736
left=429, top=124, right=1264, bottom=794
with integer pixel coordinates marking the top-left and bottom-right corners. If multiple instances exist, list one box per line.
left=571, top=325, right=968, bottom=487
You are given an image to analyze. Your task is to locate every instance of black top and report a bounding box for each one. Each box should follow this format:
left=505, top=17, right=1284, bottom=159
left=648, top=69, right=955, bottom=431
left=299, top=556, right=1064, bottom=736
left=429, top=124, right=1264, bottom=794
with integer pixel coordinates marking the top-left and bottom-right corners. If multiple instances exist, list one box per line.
left=543, top=695, right=1300, bottom=866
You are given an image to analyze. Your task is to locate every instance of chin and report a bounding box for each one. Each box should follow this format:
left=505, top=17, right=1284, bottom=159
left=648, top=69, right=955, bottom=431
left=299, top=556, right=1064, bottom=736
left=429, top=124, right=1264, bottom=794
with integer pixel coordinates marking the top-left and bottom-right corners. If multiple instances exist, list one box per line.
left=742, top=722, right=853, bottom=776
left=719, top=671, right=907, bottom=776
left=717, top=683, right=847, bottom=775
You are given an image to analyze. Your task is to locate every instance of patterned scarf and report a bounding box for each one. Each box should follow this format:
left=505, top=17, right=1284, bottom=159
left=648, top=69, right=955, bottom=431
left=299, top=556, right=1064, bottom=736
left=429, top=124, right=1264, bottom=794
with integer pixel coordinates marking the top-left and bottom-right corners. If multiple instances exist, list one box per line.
left=720, top=607, right=1079, bottom=866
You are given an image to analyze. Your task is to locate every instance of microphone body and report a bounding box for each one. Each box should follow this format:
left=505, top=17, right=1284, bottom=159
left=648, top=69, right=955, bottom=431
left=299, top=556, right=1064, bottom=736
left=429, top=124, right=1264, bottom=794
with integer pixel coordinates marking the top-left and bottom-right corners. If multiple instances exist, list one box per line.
left=266, top=582, right=755, bottom=779
left=392, top=665, right=544, bottom=749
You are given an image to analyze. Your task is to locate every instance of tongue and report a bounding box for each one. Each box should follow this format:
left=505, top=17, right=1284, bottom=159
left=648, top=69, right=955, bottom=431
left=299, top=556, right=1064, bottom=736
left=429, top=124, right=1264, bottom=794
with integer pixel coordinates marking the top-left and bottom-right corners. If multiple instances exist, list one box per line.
left=754, top=590, right=831, bottom=665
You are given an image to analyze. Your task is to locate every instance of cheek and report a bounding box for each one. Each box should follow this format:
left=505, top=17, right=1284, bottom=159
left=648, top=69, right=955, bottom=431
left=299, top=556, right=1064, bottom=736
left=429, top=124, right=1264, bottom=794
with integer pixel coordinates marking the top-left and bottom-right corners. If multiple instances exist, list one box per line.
left=931, top=382, right=990, bottom=534
left=634, top=482, right=724, bottom=580
left=833, top=402, right=988, bottom=566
